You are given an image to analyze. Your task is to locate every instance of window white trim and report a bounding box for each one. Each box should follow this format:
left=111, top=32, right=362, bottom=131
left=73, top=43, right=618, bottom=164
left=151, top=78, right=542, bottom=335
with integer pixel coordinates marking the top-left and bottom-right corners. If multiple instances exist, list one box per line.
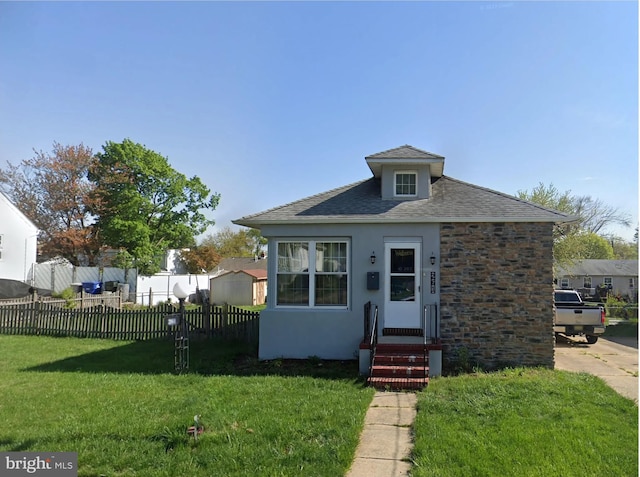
left=560, top=277, right=569, bottom=288
left=394, top=171, right=417, bottom=197
left=275, top=239, right=350, bottom=309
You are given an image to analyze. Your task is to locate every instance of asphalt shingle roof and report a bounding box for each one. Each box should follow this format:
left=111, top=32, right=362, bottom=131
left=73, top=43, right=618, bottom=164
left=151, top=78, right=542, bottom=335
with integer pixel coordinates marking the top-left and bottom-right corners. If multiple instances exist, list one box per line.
left=556, top=260, right=638, bottom=277
left=215, top=257, right=268, bottom=272
left=365, top=144, right=445, bottom=160
left=234, top=175, right=572, bottom=227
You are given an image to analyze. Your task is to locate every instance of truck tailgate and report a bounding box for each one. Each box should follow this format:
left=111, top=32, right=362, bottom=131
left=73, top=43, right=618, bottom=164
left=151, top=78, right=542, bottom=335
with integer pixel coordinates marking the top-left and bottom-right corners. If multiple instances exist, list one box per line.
left=555, top=307, right=603, bottom=326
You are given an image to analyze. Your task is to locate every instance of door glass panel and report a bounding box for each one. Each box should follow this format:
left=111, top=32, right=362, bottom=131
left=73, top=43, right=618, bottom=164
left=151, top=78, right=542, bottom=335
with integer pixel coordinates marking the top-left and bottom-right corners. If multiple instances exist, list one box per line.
left=390, top=276, right=415, bottom=301
left=390, top=249, right=414, bottom=273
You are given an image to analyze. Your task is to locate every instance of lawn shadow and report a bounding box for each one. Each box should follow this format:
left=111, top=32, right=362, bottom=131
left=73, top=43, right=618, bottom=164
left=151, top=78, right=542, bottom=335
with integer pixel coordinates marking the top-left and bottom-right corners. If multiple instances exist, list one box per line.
left=0, top=438, right=40, bottom=452
left=23, top=338, right=363, bottom=382
left=603, top=336, right=638, bottom=349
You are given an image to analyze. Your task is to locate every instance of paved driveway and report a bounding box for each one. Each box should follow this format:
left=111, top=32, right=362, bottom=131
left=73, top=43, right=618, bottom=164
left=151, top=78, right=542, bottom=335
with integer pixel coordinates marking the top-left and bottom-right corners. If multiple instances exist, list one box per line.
left=555, top=335, right=638, bottom=402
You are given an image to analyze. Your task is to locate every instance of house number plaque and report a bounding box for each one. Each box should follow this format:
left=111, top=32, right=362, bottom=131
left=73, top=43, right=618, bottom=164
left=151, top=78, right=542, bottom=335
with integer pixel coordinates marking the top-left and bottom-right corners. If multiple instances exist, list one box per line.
left=430, top=272, right=436, bottom=294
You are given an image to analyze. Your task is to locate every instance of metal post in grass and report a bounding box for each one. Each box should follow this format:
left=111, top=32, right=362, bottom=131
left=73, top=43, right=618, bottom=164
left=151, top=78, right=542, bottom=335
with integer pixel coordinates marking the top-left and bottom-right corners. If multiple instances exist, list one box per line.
left=170, top=283, right=189, bottom=374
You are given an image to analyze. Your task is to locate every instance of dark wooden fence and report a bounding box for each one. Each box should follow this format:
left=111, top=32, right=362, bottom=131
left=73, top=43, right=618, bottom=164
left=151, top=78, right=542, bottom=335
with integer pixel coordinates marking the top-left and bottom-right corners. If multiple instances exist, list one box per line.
left=0, top=302, right=259, bottom=344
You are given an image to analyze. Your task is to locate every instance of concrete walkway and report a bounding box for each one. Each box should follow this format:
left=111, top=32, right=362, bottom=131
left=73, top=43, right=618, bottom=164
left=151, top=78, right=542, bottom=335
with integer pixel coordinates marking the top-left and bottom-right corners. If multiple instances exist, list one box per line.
left=346, top=391, right=417, bottom=477
left=555, top=336, right=638, bottom=402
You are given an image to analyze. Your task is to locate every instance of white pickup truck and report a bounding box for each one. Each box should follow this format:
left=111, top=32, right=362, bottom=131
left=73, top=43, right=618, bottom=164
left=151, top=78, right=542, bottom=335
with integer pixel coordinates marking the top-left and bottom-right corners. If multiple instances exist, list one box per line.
left=554, top=289, right=606, bottom=344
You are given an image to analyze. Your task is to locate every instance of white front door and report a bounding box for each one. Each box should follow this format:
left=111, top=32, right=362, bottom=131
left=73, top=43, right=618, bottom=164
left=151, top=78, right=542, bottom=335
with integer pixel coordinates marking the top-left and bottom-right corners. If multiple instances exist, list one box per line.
left=384, top=242, right=421, bottom=328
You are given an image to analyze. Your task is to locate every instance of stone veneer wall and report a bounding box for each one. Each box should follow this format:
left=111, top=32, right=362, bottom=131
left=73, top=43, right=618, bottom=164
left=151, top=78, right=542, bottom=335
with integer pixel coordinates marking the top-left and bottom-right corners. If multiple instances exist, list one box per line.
left=439, top=222, right=555, bottom=372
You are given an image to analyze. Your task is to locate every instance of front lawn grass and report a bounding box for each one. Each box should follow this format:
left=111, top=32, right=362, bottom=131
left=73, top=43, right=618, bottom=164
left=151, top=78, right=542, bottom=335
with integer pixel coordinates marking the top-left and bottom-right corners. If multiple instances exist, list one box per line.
left=0, top=335, right=373, bottom=477
left=412, top=368, right=638, bottom=477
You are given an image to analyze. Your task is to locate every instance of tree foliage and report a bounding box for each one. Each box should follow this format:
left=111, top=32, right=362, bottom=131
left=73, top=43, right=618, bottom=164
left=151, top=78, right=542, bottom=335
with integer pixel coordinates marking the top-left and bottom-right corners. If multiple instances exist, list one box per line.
left=88, top=139, right=220, bottom=274
left=517, top=182, right=633, bottom=264
left=0, top=142, right=99, bottom=264
left=200, top=226, right=265, bottom=258
left=179, top=245, right=222, bottom=273
left=608, top=235, right=639, bottom=260
left=517, top=182, right=631, bottom=235
left=554, top=233, right=614, bottom=261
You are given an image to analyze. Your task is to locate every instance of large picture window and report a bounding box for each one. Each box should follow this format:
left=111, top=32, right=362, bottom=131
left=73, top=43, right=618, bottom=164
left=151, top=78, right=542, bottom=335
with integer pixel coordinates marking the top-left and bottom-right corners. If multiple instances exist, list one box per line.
left=277, top=240, right=349, bottom=307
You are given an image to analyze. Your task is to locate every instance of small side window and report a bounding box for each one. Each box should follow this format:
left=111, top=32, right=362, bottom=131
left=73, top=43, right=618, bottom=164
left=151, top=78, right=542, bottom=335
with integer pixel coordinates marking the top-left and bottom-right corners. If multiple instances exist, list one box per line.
left=394, top=171, right=417, bottom=197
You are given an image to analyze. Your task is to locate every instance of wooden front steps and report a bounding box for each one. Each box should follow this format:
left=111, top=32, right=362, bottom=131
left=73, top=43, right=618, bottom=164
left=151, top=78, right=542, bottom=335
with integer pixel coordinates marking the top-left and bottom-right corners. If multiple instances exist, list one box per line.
left=368, top=343, right=429, bottom=391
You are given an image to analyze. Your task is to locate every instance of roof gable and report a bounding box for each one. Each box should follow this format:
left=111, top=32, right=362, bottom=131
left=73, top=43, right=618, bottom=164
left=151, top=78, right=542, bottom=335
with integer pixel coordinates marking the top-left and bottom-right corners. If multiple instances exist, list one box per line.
left=365, top=145, right=444, bottom=160
left=365, top=144, right=445, bottom=178
left=0, top=191, right=39, bottom=234
left=215, top=269, right=267, bottom=280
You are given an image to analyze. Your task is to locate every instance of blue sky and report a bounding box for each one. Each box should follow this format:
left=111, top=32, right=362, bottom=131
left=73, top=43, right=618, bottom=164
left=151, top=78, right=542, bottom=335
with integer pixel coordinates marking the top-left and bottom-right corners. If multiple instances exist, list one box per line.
left=1, top=1, right=637, bottom=241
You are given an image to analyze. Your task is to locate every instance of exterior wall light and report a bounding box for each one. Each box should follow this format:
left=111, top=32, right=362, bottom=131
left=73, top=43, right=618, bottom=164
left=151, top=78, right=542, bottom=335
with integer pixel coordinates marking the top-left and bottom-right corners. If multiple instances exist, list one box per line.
left=370, top=252, right=376, bottom=264
left=430, top=253, right=436, bottom=266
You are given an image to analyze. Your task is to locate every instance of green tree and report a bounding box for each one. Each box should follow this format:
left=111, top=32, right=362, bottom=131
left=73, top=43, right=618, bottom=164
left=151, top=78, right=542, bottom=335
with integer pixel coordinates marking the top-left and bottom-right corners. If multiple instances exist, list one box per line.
left=607, top=235, right=639, bottom=260
left=247, top=228, right=267, bottom=257
left=179, top=245, right=222, bottom=273
left=517, top=182, right=631, bottom=265
left=0, top=142, right=99, bottom=264
left=517, top=182, right=631, bottom=235
left=200, top=226, right=265, bottom=258
left=555, top=233, right=615, bottom=260
left=89, top=139, right=220, bottom=274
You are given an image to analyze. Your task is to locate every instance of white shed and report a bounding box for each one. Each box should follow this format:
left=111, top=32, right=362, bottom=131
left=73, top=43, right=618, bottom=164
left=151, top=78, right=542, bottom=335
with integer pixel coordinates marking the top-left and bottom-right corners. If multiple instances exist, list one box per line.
left=210, top=269, right=267, bottom=306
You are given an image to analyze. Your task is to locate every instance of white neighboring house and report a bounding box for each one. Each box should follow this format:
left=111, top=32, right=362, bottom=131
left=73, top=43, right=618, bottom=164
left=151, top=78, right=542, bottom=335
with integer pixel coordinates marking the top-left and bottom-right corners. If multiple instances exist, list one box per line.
left=0, top=191, right=39, bottom=282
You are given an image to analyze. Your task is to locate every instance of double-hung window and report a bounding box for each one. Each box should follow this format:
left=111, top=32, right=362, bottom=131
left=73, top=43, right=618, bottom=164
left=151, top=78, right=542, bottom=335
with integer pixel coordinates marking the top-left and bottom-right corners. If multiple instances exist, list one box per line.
left=394, top=171, right=417, bottom=197
left=276, top=240, right=349, bottom=307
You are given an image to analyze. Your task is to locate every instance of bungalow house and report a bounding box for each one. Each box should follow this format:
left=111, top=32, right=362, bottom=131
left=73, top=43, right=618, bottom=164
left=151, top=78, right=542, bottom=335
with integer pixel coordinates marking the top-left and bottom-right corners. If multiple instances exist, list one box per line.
left=556, top=259, right=638, bottom=301
left=234, top=145, right=571, bottom=381
left=0, top=191, right=39, bottom=282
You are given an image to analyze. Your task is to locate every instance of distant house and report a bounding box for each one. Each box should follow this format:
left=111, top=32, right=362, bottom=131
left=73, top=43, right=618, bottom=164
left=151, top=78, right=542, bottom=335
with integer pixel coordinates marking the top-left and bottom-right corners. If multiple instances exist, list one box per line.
left=235, top=145, right=571, bottom=375
left=213, top=256, right=268, bottom=275
left=0, top=191, right=39, bottom=282
left=556, top=259, right=638, bottom=301
left=210, top=269, right=267, bottom=306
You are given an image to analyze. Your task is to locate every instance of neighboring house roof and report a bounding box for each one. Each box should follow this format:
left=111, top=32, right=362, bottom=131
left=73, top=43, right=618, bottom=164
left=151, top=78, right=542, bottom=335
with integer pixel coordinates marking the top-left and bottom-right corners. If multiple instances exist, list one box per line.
left=556, top=260, right=639, bottom=277
left=235, top=175, right=572, bottom=228
left=216, top=257, right=268, bottom=272
left=214, top=269, right=267, bottom=280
